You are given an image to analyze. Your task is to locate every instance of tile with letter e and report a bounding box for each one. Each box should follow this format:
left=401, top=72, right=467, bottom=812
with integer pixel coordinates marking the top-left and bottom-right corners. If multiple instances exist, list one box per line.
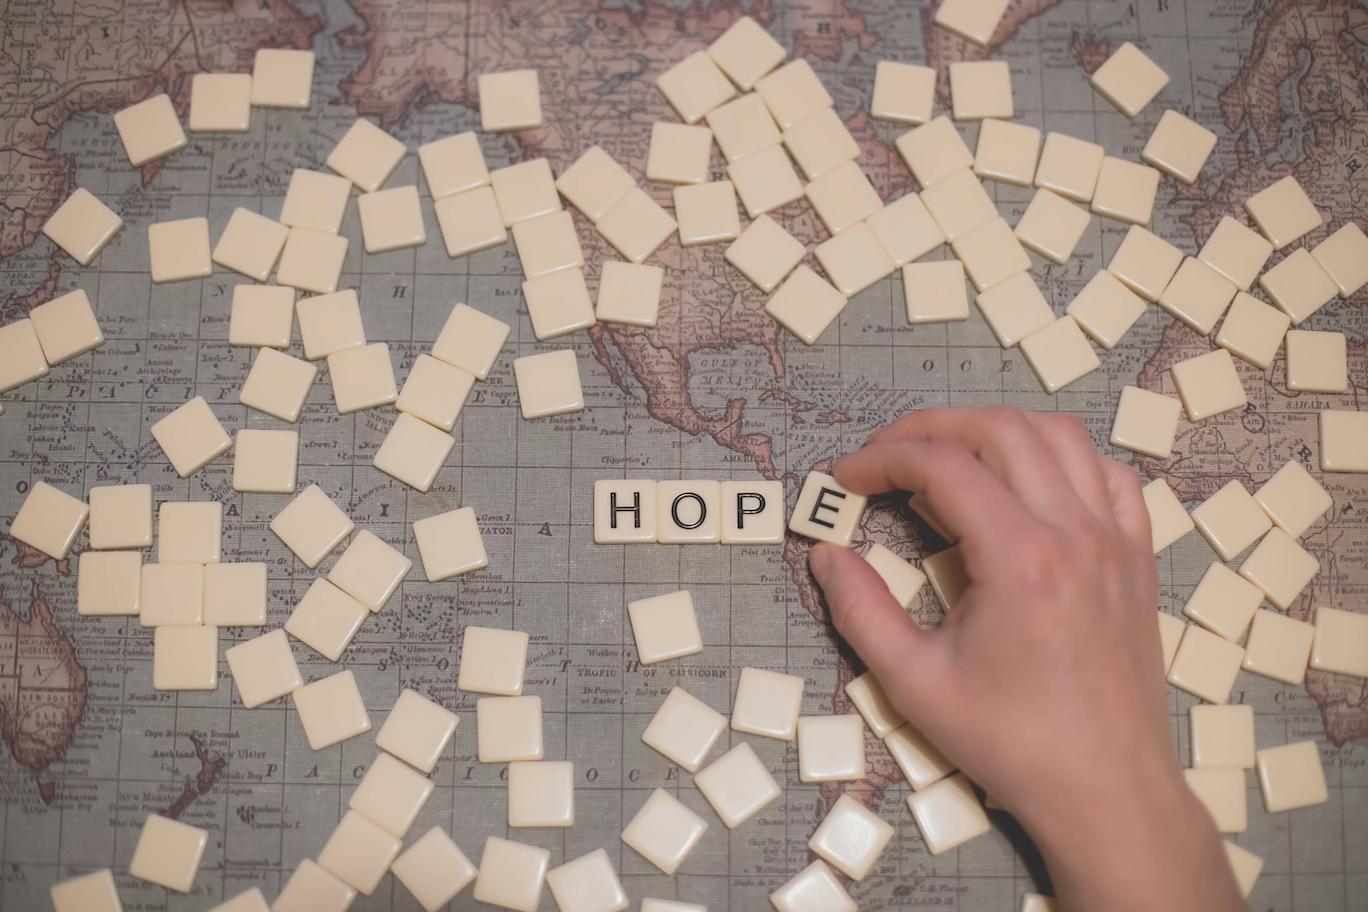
left=1142, top=110, right=1216, bottom=184
left=731, top=665, right=804, bottom=740
left=771, top=861, right=856, bottom=912
left=720, top=479, right=785, bottom=544
left=78, top=551, right=142, bottom=616
left=432, top=302, right=509, bottom=379
left=621, top=787, right=708, bottom=874
left=628, top=590, right=703, bottom=663
left=695, top=741, right=781, bottom=828
left=513, top=349, right=584, bottom=419
left=285, top=578, right=368, bottom=662
left=642, top=686, right=726, bottom=771
left=251, top=47, right=314, bottom=108
left=473, top=836, right=550, bottom=912
left=413, top=506, right=487, bottom=581
left=225, top=629, right=302, bottom=708
left=10, top=481, right=87, bottom=560
left=674, top=180, right=741, bottom=246
left=114, top=93, right=186, bottom=166
left=43, top=188, right=122, bottom=266
left=765, top=265, right=847, bottom=345
left=148, top=217, right=212, bottom=283
left=240, top=347, right=317, bottom=422
left=457, top=625, right=528, bottom=695
left=476, top=695, right=543, bottom=762
left=594, top=479, right=658, bottom=543
left=292, top=669, right=371, bottom=750
left=327, top=118, right=405, bottom=192
left=204, top=561, right=268, bottom=626
left=907, top=772, right=990, bottom=854
left=129, top=813, right=207, bottom=892
left=373, top=412, right=456, bottom=491
left=479, top=69, right=543, bottom=132
left=270, top=484, right=353, bottom=568
left=390, top=827, right=476, bottom=912
left=328, top=529, right=411, bottom=611
left=789, top=470, right=866, bottom=546
left=30, top=288, right=103, bottom=364
left=151, top=396, right=230, bottom=477
left=213, top=208, right=289, bottom=282
left=375, top=689, right=459, bottom=773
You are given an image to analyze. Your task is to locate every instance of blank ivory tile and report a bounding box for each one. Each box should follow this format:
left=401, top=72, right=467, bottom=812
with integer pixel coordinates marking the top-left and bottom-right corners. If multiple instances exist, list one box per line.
left=973, top=119, right=1041, bottom=188
left=816, top=222, right=895, bottom=296
left=656, top=51, right=735, bottom=124
left=285, top=578, right=368, bottom=661
left=232, top=429, right=298, bottom=494
left=896, top=116, right=974, bottom=189
left=476, top=695, right=543, bottom=762
left=1142, top=478, right=1194, bottom=554
left=43, top=188, right=122, bottom=266
left=327, top=342, right=398, bottom=413
left=251, top=47, right=314, bottom=108
left=1107, top=224, right=1183, bottom=301
left=0, top=319, right=49, bottom=393
left=396, top=354, right=474, bottom=431
left=522, top=267, right=596, bottom=340
left=491, top=159, right=561, bottom=226
left=1244, top=175, right=1322, bottom=248
left=628, top=590, right=703, bottom=663
left=933, top=0, right=1009, bottom=44
left=1067, top=271, right=1146, bottom=349
left=1224, top=841, right=1263, bottom=900
left=139, top=563, right=204, bottom=626
left=225, top=629, right=302, bottom=708
left=642, top=686, right=726, bottom=771
left=229, top=284, right=294, bottom=348
left=270, top=484, right=354, bottom=568
left=732, top=665, right=804, bottom=740
left=1259, top=248, right=1337, bottom=325
left=376, top=689, right=459, bottom=772
left=1034, top=132, right=1104, bottom=203
left=1311, top=221, right=1368, bottom=294
left=707, top=15, right=785, bottom=90
left=951, top=217, right=1031, bottom=291
left=390, top=827, right=476, bottom=912
left=907, top=772, right=990, bottom=854
left=419, top=131, right=489, bottom=200
left=350, top=751, right=434, bottom=837
left=1243, top=608, right=1314, bottom=684
left=280, top=168, right=352, bottom=235
left=1183, top=562, right=1264, bottom=641
left=869, top=193, right=945, bottom=265
left=326, top=118, right=406, bottom=192
left=1311, top=607, right=1368, bottom=677
left=1166, top=624, right=1244, bottom=703
left=1158, top=611, right=1185, bottom=674
left=555, top=146, right=634, bottom=223
left=597, top=187, right=677, bottom=264
left=695, top=741, right=782, bottom=827
left=148, top=217, right=212, bottom=283
left=189, top=73, right=251, bottom=132
left=434, top=185, right=508, bottom=257
left=1321, top=410, right=1368, bottom=473
left=240, top=347, right=317, bottom=422
left=546, top=850, right=628, bottom=912
left=593, top=479, right=658, bottom=543
left=1216, top=292, right=1290, bottom=369
left=755, top=58, right=833, bottom=130
left=1190, top=704, right=1256, bottom=768
left=114, top=93, right=187, bottom=166
left=50, top=869, right=122, bottom=912
left=1142, top=109, right=1216, bottom=184
left=949, top=60, right=1012, bottom=119
left=797, top=714, right=866, bottom=782
left=1090, top=157, right=1160, bottom=225
left=861, top=543, right=927, bottom=610
left=622, top=787, right=709, bottom=874
left=1184, top=768, right=1247, bottom=833
left=479, top=69, right=542, bottom=132
left=512, top=349, right=585, bottom=418
left=872, top=60, right=935, bottom=125
left=357, top=185, right=426, bottom=253
left=458, top=625, right=529, bottom=695
left=903, top=260, right=969, bottom=323
left=78, top=551, right=142, bottom=616
left=596, top=260, right=663, bottom=327
left=318, top=810, right=401, bottom=895
left=783, top=106, right=859, bottom=180
left=292, top=669, right=371, bottom=750
left=1256, top=741, right=1327, bottom=812
left=275, top=227, right=348, bottom=295
left=727, top=143, right=804, bottom=217
left=412, top=506, right=487, bottom=581
left=158, top=501, right=221, bottom=564
left=810, top=793, right=895, bottom=880
left=788, top=470, right=867, bottom=546
left=374, top=413, right=456, bottom=492
left=724, top=214, right=805, bottom=292
left=1170, top=349, right=1247, bottom=421
left=706, top=92, right=781, bottom=164
left=770, top=860, right=856, bottom=912
left=1020, top=316, right=1100, bottom=393
left=922, top=545, right=970, bottom=610
left=887, top=723, right=954, bottom=790
left=129, top=813, right=207, bottom=892
left=657, top=480, right=721, bottom=543
left=473, top=837, right=551, bottom=912
left=1021, top=895, right=1058, bottom=912
left=1239, top=527, right=1319, bottom=610
left=212, top=209, right=288, bottom=282
left=674, top=180, right=741, bottom=246
left=1192, top=480, right=1272, bottom=561
left=920, top=168, right=996, bottom=242
left=647, top=122, right=714, bottom=184
left=1091, top=42, right=1169, bottom=117
left=1198, top=216, right=1272, bottom=291
left=432, top=303, right=509, bottom=379
left=766, top=265, right=847, bottom=344
left=328, top=530, right=410, bottom=612
left=150, top=397, right=230, bottom=477
left=1285, top=329, right=1348, bottom=393
left=153, top=624, right=218, bottom=690
left=508, top=760, right=574, bottom=827
left=1157, top=257, right=1237, bottom=334
left=1015, top=187, right=1090, bottom=264
left=9, top=481, right=88, bottom=560
left=30, top=288, right=103, bottom=364
left=975, top=271, right=1054, bottom=348
left=1254, top=459, right=1331, bottom=539
left=274, top=859, right=356, bottom=912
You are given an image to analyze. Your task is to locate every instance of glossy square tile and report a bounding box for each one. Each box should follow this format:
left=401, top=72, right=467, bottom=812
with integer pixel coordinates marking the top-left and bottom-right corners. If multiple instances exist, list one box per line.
left=641, top=686, right=726, bottom=772
left=212, top=208, right=289, bottom=281
left=476, top=695, right=543, bottom=762
left=113, top=93, right=186, bottom=165
left=153, top=624, right=218, bottom=690
left=512, top=349, right=584, bottom=418
left=1224, top=840, right=1263, bottom=899
left=270, top=484, right=353, bottom=568
left=706, top=92, right=781, bottom=164
left=1244, top=175, right=1322, bottom=248
left=208, top=888, right=269, bottom=912
left=419, top=131, right=489, bottom=200
left=755, top=59, right=832, bottom=130
left=1190, top=704, right=1256, bottom=768
left=479, top=69, right=543, bottom=132
left=731, top=665, right=804, bottom=740
left=1242, top=608, right=1314, bottom=684
left=30, top=288, right=103, bottom=364
left=328, top=530, right=410, bottom=612
left=1256, top=741, right=1326, bottom=812
left=1254, top=459, right=1331, bottom=539
left=707, top=15, right=785, bottom=90
left=1141, top=109, right=1216, bottom=184
left=295, top=289, right=367, bottom=359
left=1285, top=329, right=1348, bottom=393
left=596, top=260, right=664, bottom=326
left=1191, top=481, right=1272, bottom=561
left=1310, top=606, right=1368, bottom=676
left=433, top=185, right=508, bottom=257
left=376, top=689, right=459, bottom=772
left=1106, top=224, right=1183, bottom=301
left=872, top=61, right=935, bottom=124
left=239, top=347, right=317, bottom=422
left=695, top=741, right=781, bottom=827
left=1166, top=624, right=1244, bottom=703
left=43, top=188, right=122, bottom=265
left=189, top=73, right=251, bottom=132
left=77, top=551, right=142, bottom=616
left=547, top=850, right=630, bottom=912
left=275, top=226, right=349, bottom=294
left=920, top=168, right=996, bottom=242
left=1156, top=257, right=1236, bottom=334
left=1170, top=349, right=1246, bottom=421
left=906, top=773, right=990, bottom=854
left=328, top=342, right=398, bottom=413
left=1197, top=216, right=1272, bottom=291
left=279, top=168, right=353, bottom=235
left=656, top=51, right=735, bottom=124
left=1184, top=768, right=1246, bottom=833
left=129, top=813, right=207, bottom=892
left=973, top=118, right=1040, bottom=187
left=1020, top=316, right=1100, bottom=393
left=933, top=0, right=1009, bottom=44
left=473, top=836, right=550, bottom=912
left=720, top=480, right=784, bottom=544
left=975, top=271, right=1054, bottom=348
left=861, top=544, right=927, bottom=611
left=922, top=545, right=970, bottom=610
left=10, top=481, right=87, bottom=560
left=508, top=760, right=574, bottom=827
left=232, top=428, right=298, bottom=493
left=1142, top=478, right=1194, bottom=554
left=949, top=60, right=1012, bottom=119
left=391, top=827, right=476, bottom=911
left=225, top=629, right=301, bottom=708
left=950, top=216, right=1031, bottom=291
left=815, top=222, right=895, bottom=296
left=886, top=722, right=955, bottom=790
left=148, top=217, right=212, bottom=282
left=1034, top=132, right=1104, bottom=202
left=292, top=669, right=371, bottom=750
left=555, top=146, right=635, bottom=221
left=285, top=578, right=368, bottom=661
left=357, top=185, right=425, bottom=253
left=139, top=562, right=203, bottom=626
left=647, top=122, right=714, bottom=184
left=765, top=265, right=847, bottom=344
left=903, top=260, right=969, bottom=324
left=1310, top=221, right=1368, bottom=295
left=0, top=319, right=49, bottom=393
left=1182, top=562, right=1264, bottom=641
left=868, top=193, right=944, bottom=265
left=50, top=869, right=122, bottom=912
left=349, top=751, right=433, bottom=837
left=157, top=500, right=221, bottom=564
left=1014, top=187, right=1089, bottom=264
left=797, top=714, right=866, bottom=782
left=373, top=413, right=456, bottom=492
left=150, top=396, right=231, bottom=477
left=318, top=810, right=401, bottom=895
left=629, top=590, right=703, bottom=663
left=1239, top=527, right=1319, bottom=610
left=228, top=284, right=294, bottom=348
left=597, top=187, right=677, bottom=263
left=593, top=479, right=658, bottom=543
left=522, top=267, right=596, bottom=339
left=896, top=117, right=973, bottom=189
left=724, top=214, right=805, bottom=291
left=1090, top=157, right=1160, bottom=224
left=809, top=793, right=895, bottom=880
left=490, top=158, right=561, bottom=226
left=1215, top=292, right=1290, bottom=369
left=770, top=860, right=855, bottom=912
left=395, top=354, right=475, bottom=431
left=413, top=506, right=487, bottom=580
left=1320, top=410, right=1368, bottom=473
left=1090, top=42, right=1168, bottom=117
left=457, top=626, right=528, bottom=695
left=1260, top=249, right=1337, bottom=325
left=274, top=860, right=356, bottom=912
left=432, top=303, right=509, bottom=379
left=327, top=118, right=406, bottom=192
left=1066, top=271, right=1146, bottom=349
left=621, top=787, right=709, bottom=874
left=251, top=47, right=314, bottom=108
left=656, top=480, right=721, bottom=543
left=727, top=143, right=804, bottom=217
left=789, top=470, right=866, bottom=546
left=1158, top=611, right=1185, bottom=674
left=783, top=107, right=859, bottom=180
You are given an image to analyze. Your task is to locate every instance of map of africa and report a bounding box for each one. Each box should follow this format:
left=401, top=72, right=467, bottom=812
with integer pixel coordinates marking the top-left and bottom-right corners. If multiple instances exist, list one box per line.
left=0, top=0, right=1364, bottom=909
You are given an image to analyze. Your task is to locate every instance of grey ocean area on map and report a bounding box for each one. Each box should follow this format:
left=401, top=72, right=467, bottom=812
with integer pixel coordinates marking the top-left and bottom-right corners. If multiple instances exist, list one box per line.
left=0, top=0, right=1364, bottom=909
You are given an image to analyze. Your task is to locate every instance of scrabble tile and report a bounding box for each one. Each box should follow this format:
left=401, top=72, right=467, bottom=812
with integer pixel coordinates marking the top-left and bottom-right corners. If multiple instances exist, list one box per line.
left=868, top=193, right=945, bottom=265
left=239, top=347, right=317, bottom=422
left=412, top=506, right=487, bottom=580
left=949, top=60, right=1012, bottom=119
left=10, top=481, right=87, bottom=560
left=816, top=222, right=895, bottom=296
left=657, top=480, right=721, bottom=543
left=1310, top=607, right=1368, bottom=677
left=396, top=354, right=475, bottom=431
left=1107, top=224, right=1183, bottom=301
left=546, top=849, right=628, bottom=912
left=151, top=397, right=231, bottom=477
left=788, top=470, right=867, bottom=546
left=1311, top=221, right=1368, bottom=295
left=197, top=562, right=267, bottom=632
left=476, top=695, right=543, bottom=762
left=695, top=741, right=781, bottom=827
left=1254, top=459, right=1331, bottom=539
left=922, top=545, right=971, bottom=610
left=1190, top=704, right=1256, bottom=768
left=951, top=217, right=1031, bottom=291
left=933, top=0, right=1009, bottom=44
left=1158, top=611, right=1185, bottom=674
left=508, top=760, right=574, bottom=827
left=907, top=773, right=990, bottom=854
left=1183, top=562, right=1264, bottom=641
left=492, top=159, right=563, bottom=228
left=285, top=578, right=368, bottom=661
left=458, top=626, right=528, bottom=695
left=1216, top=292, right=1290, bottom=369
left=433, top=185, right=508, bottom=258
left=431, top=303, right=510, bottom=379
left=647, top=122, right=714, bottom=184
left=512, top=348, right=585, bottom=418
left=189, top=73, right=251, bottom=132
left=1090, top=42, right=1168, bottom=117
left=871, top=60, right=935, bottom=124
left=809, top=793, right=895, bottom=881
left=373, top=413, right=456, bottom=491
left=770, top=860, right=856, bottom=912
left=1285, top=329, right=1348, bottom=393
left=232, top=428, right=298, bottom=493
left=251, top=47, right=314, bottom=108
left=797, top=714, right=866, bottom=782
left=861, top=544, right=927, bottom=610
left=418, top=131, right=489, bottom=200
left=1184, top=768, right=1246, bottom=833
left=153, top=624, right=218, bottom=690
left=78, top=551, right=142, bottom=616
left=593, top=479, right=658, bottom=543
left=30, top=288, right=103, bottom=364
left=725, top=214, right=804, bottom=291
left=555, top=147, right=634, bottom=223
left=275, top=227, right=348, bottom=295
left=1066, top=271, right=1146, bottom=349
left=1091, top=157, right=1160, bottom=224
left=1166, top=624, right=1245, bottom=703
left=129, top=813, right=207, bottom=892
left=327, top=118, right=406, bottom=192
left=357, top=185, right=426, bottom=253
left=318, top=810, right=401, bottom=895
left=1021, top=895, right=1057, bottom=912
left=228, top=284, right=294, bottom=348
left=727, top=143, right=804, bottom=217
left=1020, top=316, right=1100, bottom=393
left=270, top=484, right=353, bottom=568
left=731, top=665, right=804, bottom=740
left=375, top=689, right=459, bottom=773
left=328, top=342, right=398, bottom=413
left=212, top=209, right=289, bottom=282
left=896, top=116, right=974, bottom=188
left=225, top=629, right=301, bottom=708
left=920, top=168, right=996, bottom=242
left=1321, top=410, right=1368, bottom=473
left=1192, top=480, right=1272, bottom=562
left=1015, top=187, right=1090, bottom=263
left=642, top=686, right=726, bottom=771
left=674, top=180, right=741, bottom=246
left=1244, top=175, right=1322, bottom=248
left=1239, top=527, right=1318, bottom=609
left=293, top=669, right=371, bottom=749
left=973, top=118, right=1041, bottom=187
left=113, top=93, right=187, bottom=166
left=1034, top=132, right=1105, bottom=203
left=629, top=590, right=703, bottom=663
left=1258, top=248, right=1337, bottom=324
left=139, top=563, right=204, bottom=626
left=1142, top=478, right=1194, bottom=553
left=1256, top=741, right=1327, bottom=812
left=43, top=188, right=122, bottom=266
left=706, top=92, right=781, bottom=164
left=886, top=722, right=956, bottom=789
left=148, top=217, right=212, bottom=283
left=596, top=260, right=664, bottom=326
left=764, top=265, right=846, bottom=344
left=1223, top=840, right=1263, bottom=899
left=902, top=260, right=969, bottom=324
left=50, top=869, right=121, bottom=912
left=297, top=289, right=368, bottom=360
left=975, top=271, right=1055, bottom=348
left=350, top=751, right=433, bottom=837
left=473, top=837, right=550, bottom=912
left=621, top=787, right=709, bottom=874
left=1170, top=348, right=1246, bottom=421
left=657, top=51, right=735, bottom=124
left=274, top=859, right=356, bottom=912
left=158, top=501, right=221, bottom=564
left=708, top=15, right=786, bottom=90
left=1197, top=216, right=1272, bottom=291
left=390, top=827, right=477, bottom=912
left=522, top=267, right=596, bottom=340
left=0, top=319, right=49, bottom=393
left=755, top=58, right=832, bottom=130
left=479, top=68, right=542, bottom=132
left=1242, top=608, right=1314, bottom=684
left=597, top=187, right=677, bottom=263
left=783, top=106, right=859, bottom=180
left=279, top=168, right=353, bottom=235
left=1141, top=109, right=1216, bottom=184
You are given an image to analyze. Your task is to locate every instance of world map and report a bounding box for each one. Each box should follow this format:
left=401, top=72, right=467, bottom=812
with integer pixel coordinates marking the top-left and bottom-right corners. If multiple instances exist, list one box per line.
left=0, top=0, right=1364, bottom=909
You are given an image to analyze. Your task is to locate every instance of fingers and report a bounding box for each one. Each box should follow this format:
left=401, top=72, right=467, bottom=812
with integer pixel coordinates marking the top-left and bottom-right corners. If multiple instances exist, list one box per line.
left=1098, top=457, right=1152, bottom=555
left=1021, top=412, right=1116, bottom=526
